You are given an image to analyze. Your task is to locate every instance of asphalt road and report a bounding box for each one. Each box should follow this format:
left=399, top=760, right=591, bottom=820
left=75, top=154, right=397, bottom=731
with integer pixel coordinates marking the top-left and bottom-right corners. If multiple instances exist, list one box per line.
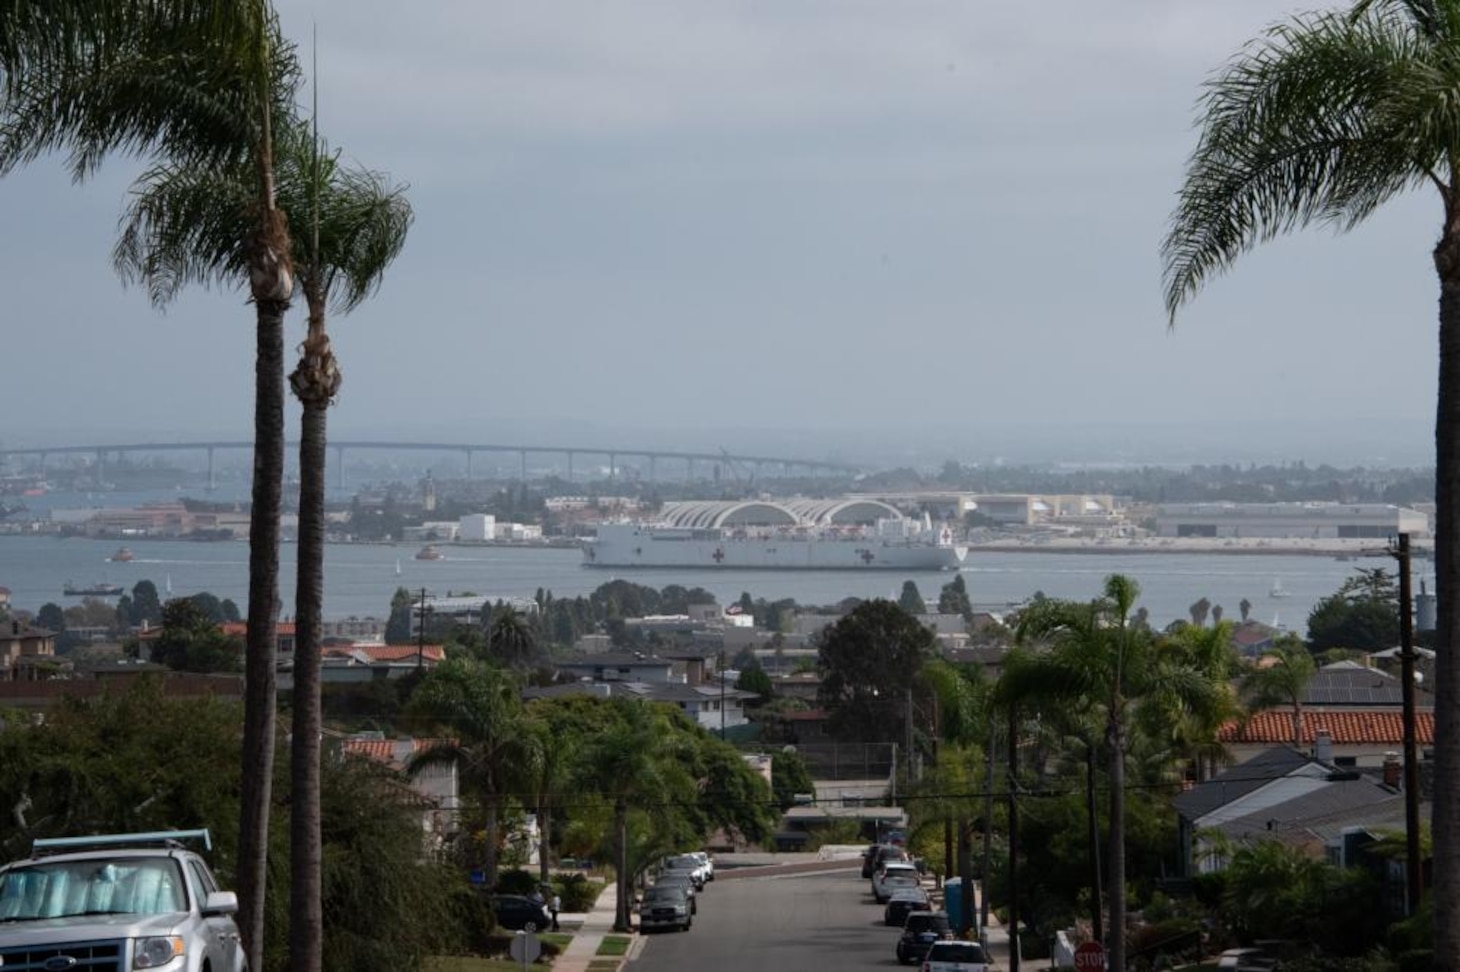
left=633, top=865, right=914, bottom=972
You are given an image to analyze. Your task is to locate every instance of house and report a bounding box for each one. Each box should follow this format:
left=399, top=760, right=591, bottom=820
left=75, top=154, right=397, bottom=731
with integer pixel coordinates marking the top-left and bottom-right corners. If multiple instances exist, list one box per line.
left=1221, top=660, right=1436, bottom=767
left=522, top=679, right=756, bottom=734
left=337, top=733, right=460, bottom=847
left=1173, top=744, right=1422, bottom=879
left=0, top=620, right=56, bottom=680
left=555, top=652, right=677, bottom=684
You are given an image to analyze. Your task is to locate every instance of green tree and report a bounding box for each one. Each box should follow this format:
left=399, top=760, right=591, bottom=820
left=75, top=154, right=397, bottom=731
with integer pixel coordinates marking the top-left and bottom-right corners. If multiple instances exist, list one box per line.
left=1004, top=574, right=1220, bottom=971
left=407, top=657, right=537, bottom=889
left=770, top=748, right=815, bottom=811
left=898, top=580, right=928, bottom=616
left=735, top=662, right=774, bottom=706
left=938, top=573, right=974, bottom=621
left=188, top=591, right=227, bottom=623
left=816, top=600, right=936, bottom=743
left=151, top=597, right=242, bottom=673
left=1162, top=1, right=1460, bottom=949
left=1307, top=567, right=1401, bottom=653
left=385, top=586, right=415, bottom=644
left=35, top=602, right=64, bottom=634
left=1240, top=635, right=1319, bottom=747
left=130, top=580, right=163, bottom=629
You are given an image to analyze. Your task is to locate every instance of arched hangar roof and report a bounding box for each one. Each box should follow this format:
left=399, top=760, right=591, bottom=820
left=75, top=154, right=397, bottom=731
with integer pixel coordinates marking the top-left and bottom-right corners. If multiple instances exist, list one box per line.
left=782, top=498, right=902, bottom=525
left=658, top=498, right=903, bottom=528
left=659, top=500, right=800, bottom=528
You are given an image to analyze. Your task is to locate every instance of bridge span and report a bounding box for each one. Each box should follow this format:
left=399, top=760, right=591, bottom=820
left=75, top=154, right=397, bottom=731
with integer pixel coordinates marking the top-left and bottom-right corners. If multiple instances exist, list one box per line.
left=0, top=440, right=860, bottom=490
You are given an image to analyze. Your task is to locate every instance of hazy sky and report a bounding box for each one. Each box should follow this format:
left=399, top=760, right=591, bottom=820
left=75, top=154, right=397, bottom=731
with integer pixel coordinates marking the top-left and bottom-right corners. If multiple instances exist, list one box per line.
left=0, top=1, right=1442, bottom=465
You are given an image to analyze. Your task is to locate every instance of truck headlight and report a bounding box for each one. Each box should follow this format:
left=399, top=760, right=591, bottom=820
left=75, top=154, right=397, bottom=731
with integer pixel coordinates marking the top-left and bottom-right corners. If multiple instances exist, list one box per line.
left=134, top=936, right=185, bottom=968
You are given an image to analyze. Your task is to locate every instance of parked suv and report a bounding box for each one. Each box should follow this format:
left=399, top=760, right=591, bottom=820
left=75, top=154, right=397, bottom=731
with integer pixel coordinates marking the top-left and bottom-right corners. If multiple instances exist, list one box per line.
left=0, top=829, right=245, bottom=972
left=639, top=886, right=691, bottom=933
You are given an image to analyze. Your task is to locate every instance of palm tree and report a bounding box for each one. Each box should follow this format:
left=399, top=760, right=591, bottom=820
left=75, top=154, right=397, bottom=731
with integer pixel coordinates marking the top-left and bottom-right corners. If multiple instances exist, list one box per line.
left=1003, top=574, right=1219, bottom=971
left=112, top=117, right=411, bottom=972
left=1240, top=636, right=1319, bottom=748
left=0, top=5, right=297, bottom=963
left=575, top=698, right=683, bottom=932
left=488, top=605, right=537, bottom=668
left=407, top=657, right=538, bottom=889
left=1162, top=2, right=1460, bottom=951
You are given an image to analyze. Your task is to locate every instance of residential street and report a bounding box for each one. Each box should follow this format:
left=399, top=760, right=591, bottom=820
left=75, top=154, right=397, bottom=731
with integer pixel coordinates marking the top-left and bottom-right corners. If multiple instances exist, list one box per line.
left=632, top=865, right=912, bottom=972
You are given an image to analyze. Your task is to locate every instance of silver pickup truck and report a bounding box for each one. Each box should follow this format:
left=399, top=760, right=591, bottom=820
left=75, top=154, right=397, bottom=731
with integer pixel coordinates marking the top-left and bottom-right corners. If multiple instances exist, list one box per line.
left=0, top=829, right=246, bottom=972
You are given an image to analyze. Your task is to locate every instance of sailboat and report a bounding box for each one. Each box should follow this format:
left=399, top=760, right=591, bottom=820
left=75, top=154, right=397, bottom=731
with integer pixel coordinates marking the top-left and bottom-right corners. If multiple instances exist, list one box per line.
left=165, top=574, right=173, bottom=596
left=395, top=558, right=402, bottom=577
left=1269, top=578, right=1290, bottom=599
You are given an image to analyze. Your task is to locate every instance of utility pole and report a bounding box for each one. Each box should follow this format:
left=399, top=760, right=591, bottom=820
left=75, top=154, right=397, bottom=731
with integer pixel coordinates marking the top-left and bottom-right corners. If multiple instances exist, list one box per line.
left=719, top=650, right=726, bottom=738
left=415, top=587, right=429, bottom=673
left=1391, top=533, right=1424, bottom=914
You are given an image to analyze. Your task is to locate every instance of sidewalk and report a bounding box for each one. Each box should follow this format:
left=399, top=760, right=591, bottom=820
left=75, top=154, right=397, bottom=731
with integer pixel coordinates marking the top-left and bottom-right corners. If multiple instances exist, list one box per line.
left=552, top=879, right=631, bottom=972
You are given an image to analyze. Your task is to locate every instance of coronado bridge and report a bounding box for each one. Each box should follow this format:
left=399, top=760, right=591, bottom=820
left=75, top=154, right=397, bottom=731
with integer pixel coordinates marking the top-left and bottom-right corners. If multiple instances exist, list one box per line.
left=0, top=440, right=861, bottom=489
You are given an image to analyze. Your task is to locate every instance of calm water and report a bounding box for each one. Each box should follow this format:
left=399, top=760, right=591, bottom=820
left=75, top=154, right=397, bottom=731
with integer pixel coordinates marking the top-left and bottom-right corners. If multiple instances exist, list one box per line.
left=0, top=533, right=1424, bottom=635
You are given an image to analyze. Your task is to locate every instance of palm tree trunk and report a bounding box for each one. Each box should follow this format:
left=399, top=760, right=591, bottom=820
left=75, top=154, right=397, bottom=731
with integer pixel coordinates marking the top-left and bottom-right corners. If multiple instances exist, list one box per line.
left=1431, top=218, right=1460, bottom=969
left=288, top=390, right=327, bottom=972
left=485, top=798, right=501, bottom=889
left=1107, top=717, right=1128, bottom=972
left=237, top=284, right=287, bottom=971
left=1086, top=741, right=1103, bottom=945
left=614, top=801, right=631, bottom=933
left=538, top=804, right=552, bottom=886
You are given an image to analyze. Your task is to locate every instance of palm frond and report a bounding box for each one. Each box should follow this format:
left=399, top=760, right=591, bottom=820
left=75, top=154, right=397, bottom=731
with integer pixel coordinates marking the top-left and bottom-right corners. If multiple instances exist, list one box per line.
left=0, top=0, right=301, bottom=180
left=1163, top=4, right=1440, bottom=321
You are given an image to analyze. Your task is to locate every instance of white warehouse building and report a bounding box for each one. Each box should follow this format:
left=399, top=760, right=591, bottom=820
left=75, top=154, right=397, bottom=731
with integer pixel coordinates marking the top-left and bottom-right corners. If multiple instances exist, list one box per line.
left=1155, top=502, right=1429, bottom=540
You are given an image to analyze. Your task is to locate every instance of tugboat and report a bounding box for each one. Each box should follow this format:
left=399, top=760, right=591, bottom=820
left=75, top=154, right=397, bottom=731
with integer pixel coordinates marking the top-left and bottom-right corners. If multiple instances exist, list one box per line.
left=414, top=544, right=444, bottom=561
left=108, top=547, right=135, bottom=562
left=63, top=581, right=125, bottom=597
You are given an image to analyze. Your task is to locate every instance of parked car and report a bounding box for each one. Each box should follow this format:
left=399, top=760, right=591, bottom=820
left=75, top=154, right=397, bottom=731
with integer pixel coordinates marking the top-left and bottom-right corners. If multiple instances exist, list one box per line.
left=665, top=853, right=710, bottom=887
left=862, top=842, right=888, bottom=879
left=872, top=861, right=921, bottom=903
left=639, top=885, right=692, bottom=933
left=0, top=829, right=246, bottom=972
left=652, top=872, right=698, bottom=914
left=1217, top=947, right=1281, bottom=971
left=883, top=887, right=931, bottom=926
left=920, top=939, right=989, bottom=972
left=864, top=843, right=908, bottom=879
left=688, top=850, right=715, bottom=881
left=489, top=894, right=552, bottom=932
left=895, top=910, right=953, bottom=965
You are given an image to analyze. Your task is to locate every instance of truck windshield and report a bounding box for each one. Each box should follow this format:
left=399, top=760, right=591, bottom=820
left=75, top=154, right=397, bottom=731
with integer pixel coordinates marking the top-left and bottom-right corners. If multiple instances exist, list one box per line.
left=0, top=858, right=186, bottom=920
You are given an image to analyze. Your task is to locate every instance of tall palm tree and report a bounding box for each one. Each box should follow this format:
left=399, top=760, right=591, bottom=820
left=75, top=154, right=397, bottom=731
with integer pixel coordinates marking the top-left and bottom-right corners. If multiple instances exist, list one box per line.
left=407, top=657, right=539, bottom=889
left=1162, top=2, right=1460, bottom=953
left=0, top=5, right=297, bottom=964
left=575, top=698, right=683, bottom=932
left=1003, top=574, right=1219, bottom=972
left=113, top=117, right=410, bottom=972
left=488, top=605, right=537, bottom=668
left=1240, top=636, right=1319, bottom=748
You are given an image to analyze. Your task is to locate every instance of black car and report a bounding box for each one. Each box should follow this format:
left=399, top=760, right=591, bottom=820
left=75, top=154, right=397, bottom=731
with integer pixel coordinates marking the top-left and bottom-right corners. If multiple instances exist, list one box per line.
left=490, top=894, right=552, bottom=932
left=896, top=910, right=953, bottom=965
left=884, top=887, right=931, bottom=926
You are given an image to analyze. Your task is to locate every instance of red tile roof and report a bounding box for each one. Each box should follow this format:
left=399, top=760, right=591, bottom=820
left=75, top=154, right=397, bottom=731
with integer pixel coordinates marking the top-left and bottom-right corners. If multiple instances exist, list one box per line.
left=359, top=645, right=444, bottom=663
left=1220, top=710, right=1435, bottom=745
left=219, top=621, right=296, bottom=637
left=342, top=738, right=397, bottom=763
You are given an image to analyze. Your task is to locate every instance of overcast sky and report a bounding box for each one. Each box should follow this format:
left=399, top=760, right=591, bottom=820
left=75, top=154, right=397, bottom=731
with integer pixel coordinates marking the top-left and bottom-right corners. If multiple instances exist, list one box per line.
left=0, top=1, right=1441, bottom=466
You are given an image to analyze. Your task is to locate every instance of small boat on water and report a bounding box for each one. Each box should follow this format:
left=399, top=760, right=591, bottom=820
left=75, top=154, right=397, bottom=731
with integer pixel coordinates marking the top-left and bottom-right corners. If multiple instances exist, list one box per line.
left=108, top=547, right=135, bottom=562
left=64, top=581, right=124, bottom=597
left=414, top=545, right=444, bottom=561
left=1269, top=578, right=1290, bottom=599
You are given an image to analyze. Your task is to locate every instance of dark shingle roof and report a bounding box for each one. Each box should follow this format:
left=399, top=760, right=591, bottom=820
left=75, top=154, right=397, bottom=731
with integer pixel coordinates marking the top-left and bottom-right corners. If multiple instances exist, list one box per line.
left=1172, top=747, right=1314, bottom=821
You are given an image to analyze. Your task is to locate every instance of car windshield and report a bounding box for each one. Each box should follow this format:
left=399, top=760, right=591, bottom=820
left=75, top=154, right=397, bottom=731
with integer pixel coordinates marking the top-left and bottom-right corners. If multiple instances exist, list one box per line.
left=644, top=888, right=684, bottom=903
left=0, top=858, right=186, bottom=920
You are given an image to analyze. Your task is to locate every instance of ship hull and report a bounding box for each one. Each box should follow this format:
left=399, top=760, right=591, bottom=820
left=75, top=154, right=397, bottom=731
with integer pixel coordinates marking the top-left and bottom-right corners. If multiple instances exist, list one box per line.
left=583, top=526, right=964, bottom=571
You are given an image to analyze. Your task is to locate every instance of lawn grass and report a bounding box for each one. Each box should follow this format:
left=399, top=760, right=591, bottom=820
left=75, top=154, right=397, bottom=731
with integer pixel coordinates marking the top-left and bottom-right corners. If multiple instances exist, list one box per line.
left=595, top=936, right=631, bottom=957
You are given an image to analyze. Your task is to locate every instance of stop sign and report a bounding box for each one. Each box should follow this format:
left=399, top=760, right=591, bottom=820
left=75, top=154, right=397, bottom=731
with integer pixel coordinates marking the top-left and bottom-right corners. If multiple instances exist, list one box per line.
left=1073, top=941, right=1107, bottom=970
